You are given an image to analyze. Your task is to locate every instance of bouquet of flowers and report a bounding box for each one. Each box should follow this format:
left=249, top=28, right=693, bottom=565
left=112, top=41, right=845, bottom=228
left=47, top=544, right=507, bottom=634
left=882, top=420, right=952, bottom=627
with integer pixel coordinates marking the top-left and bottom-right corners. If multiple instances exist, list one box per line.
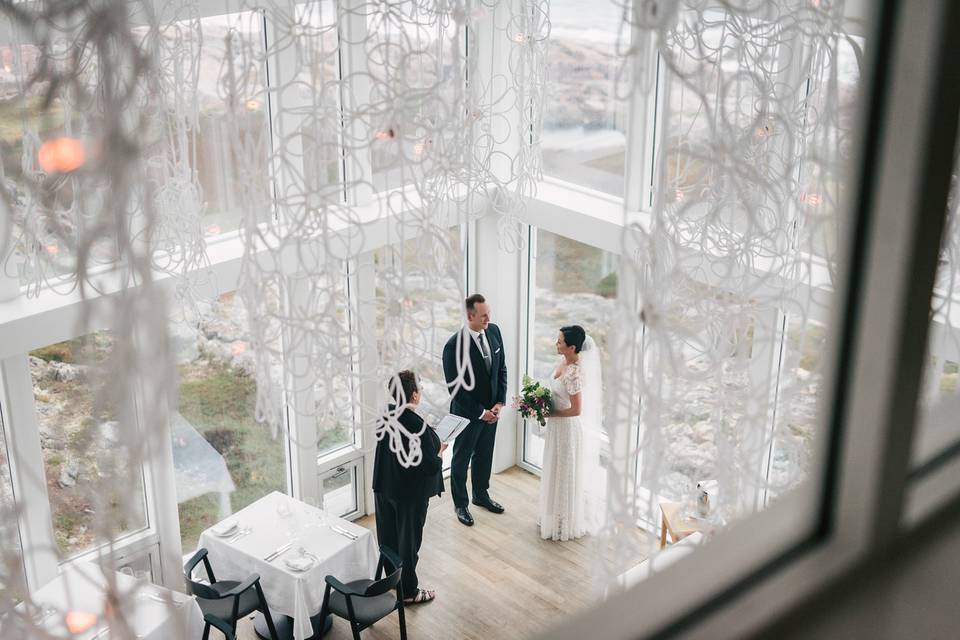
left=512, top=374, right=553, bottom=427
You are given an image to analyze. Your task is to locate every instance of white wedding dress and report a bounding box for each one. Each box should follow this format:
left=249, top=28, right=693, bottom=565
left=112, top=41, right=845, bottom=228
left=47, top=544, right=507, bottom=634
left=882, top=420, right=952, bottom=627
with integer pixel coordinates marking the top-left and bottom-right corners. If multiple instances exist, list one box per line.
left=539, top=363, right=587, bottom=541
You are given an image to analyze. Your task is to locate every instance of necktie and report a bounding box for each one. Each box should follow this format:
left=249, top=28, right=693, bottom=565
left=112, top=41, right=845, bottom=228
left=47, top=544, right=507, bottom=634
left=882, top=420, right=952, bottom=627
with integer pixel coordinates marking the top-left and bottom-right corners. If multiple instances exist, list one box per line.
left=479, top=331, right=492, bottom=369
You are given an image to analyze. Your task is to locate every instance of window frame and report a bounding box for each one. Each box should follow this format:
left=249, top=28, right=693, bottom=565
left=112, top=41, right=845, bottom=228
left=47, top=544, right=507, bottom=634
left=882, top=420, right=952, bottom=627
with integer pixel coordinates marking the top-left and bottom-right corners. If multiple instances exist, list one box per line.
left=318, top=458, right=364, bottom=520
left=539, top=0, right=960, bottom=638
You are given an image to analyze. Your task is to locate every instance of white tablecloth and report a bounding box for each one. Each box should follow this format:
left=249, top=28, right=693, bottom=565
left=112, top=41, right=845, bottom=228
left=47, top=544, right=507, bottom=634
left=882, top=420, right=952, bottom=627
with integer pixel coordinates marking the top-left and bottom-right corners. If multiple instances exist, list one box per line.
left=8, top=561, right=204, bottom=639
left=198, top=491, right=378, bottom=640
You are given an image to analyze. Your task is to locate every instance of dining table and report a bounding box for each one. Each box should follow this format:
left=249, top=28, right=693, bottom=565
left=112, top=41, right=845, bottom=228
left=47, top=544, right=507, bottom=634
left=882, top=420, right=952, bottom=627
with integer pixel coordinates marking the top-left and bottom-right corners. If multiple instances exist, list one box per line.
left=5, top=560, right=204, bottom=639
left=197, top=491, right=379, bottom=640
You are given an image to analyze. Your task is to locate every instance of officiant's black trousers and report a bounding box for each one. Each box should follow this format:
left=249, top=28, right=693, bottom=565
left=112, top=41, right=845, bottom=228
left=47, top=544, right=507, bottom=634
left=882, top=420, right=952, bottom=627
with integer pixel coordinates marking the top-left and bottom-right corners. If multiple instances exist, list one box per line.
left=374, top=494, right=429, bottom=597
left=451, top=419, right=496, bottom=508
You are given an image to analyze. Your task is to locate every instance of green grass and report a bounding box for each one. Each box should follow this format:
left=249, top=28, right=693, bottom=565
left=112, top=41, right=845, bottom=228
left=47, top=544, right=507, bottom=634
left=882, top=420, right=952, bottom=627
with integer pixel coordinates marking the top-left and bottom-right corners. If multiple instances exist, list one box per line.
left=538, top=232, right=619, bottom=296
left=176, top=359, right=287, bottom=551
left=0, top=96, right=65, bottom=143
left=32, top=342, right=76, bottom=363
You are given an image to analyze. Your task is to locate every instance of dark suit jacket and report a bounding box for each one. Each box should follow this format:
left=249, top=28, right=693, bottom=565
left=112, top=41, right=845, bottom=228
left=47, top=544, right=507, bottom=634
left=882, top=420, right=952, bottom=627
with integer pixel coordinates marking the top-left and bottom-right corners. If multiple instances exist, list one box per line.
left=442, top=323, right=508, bottom=420
left=372, top=407, right=444, bottom=503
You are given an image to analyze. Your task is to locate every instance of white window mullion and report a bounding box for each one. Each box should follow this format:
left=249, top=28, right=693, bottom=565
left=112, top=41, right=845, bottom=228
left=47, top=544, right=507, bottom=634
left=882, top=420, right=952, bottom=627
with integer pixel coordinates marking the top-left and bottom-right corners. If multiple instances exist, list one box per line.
left=742, top=308, right=787, bottom=515
left=353, top=251, right=379, bottom=515
left=623, top=28, right=659, bottom=213
left=517, top=224, right=537, bottom=471
left=130, top=348, right=185, bottom=591
left=0, top=355, right=58, bottom=590
left=339, top=0, right=374, bottom=206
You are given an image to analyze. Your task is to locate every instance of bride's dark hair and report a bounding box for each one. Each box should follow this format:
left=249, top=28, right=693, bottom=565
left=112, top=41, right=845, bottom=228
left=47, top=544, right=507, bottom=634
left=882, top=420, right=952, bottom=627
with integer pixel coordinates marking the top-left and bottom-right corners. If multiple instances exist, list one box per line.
left=559, top=325, right=586, bottom=353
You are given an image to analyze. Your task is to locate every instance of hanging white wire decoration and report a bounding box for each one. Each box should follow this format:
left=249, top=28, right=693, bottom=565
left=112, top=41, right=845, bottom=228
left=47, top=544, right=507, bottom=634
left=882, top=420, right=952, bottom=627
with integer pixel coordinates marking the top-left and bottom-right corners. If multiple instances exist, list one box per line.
left=0, top=0, right=882, bottom=629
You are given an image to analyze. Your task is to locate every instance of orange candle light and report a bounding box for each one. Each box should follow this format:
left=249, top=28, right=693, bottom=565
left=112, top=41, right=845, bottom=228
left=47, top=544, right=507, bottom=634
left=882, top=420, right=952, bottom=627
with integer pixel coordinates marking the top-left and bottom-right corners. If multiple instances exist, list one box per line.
left=65, top=610, right=98, bottom=634
left=38, top=138, right=86, bottom=174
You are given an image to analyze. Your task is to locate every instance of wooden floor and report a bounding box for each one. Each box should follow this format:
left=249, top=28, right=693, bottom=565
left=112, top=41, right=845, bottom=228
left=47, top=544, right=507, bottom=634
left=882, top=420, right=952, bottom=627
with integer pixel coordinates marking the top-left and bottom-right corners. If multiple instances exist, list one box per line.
left=237, top=466, right=655, bottom=640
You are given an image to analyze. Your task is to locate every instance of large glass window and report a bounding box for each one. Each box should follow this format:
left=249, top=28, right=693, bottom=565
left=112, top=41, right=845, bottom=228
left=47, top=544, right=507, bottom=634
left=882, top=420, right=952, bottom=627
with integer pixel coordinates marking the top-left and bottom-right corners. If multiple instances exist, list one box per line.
left=0, top=44, right=117, bottom=284
left=294, top=1, right=342, bottom=196
left=169, top=291, right=289, bottom=551
left=29, top=333, right=148, bottom=557
left=523, top=229, right=619, bottom=468
left=798, top=35, right=865, bottom=261
left=366, top=9, right=463, bottom=192
left=763, top=316, right=827, bottom=504
left=543, top=0, right=626, bottom=196
left=305, top=268, right=359, bottom=458
left=374, top=225, right=465, bottom=469
left=149, top=12, right=270, bottom=239
left=911, top=134, right=960, bottom=469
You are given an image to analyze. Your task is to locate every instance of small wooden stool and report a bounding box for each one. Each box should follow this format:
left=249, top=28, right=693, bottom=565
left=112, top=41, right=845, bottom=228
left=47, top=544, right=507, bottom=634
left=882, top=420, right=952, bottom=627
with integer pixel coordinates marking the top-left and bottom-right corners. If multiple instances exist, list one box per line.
left=659, top=501, right=709, bottom=548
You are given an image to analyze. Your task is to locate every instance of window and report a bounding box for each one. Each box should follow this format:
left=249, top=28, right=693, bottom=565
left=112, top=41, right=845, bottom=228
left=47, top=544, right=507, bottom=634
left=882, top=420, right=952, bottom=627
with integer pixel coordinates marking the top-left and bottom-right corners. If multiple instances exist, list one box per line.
left=374, top=225, right=465, bottom=469
left=763, top=316, right=827, bottom=504
left=29, top=333, right=148, bottom=557
left=523, top=229, right=619, bottom=468
left=306, top=268, right=359, bottom=458
left=170, top=291, right=289, bottom=551
left=911, top=137, right=960, bottom=471
left=319, top=461, right=361, bottom=518
left=366, top=8, right=463, bottom=192
left=543, top=0, right=626, bottom=196
left=797, top=35, right=865, bottom=260
left=294, top=1, right=342, bottom=196
left=150, top=12, right=270, bottom=238
left=0, top=45, right=117, bottom=285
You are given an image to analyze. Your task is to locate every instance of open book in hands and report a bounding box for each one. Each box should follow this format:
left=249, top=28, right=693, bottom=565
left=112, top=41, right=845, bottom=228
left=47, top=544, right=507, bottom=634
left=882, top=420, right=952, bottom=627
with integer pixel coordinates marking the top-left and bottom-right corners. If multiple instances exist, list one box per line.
left=435, top=414, right=472, bottom=442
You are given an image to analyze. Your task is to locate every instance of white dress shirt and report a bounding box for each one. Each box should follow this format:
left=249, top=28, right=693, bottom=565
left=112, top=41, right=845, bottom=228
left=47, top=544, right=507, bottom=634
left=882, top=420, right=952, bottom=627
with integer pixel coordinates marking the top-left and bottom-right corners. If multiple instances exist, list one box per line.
left=467, top=327, right=493, bottom=418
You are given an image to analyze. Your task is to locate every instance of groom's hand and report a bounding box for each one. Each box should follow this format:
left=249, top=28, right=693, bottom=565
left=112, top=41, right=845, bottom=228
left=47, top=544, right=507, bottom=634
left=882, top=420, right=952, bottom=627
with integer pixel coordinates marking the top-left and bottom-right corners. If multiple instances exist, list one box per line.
left=492, top=403, right=503, bottom=416
left=481, top=409, right=497, bottom=423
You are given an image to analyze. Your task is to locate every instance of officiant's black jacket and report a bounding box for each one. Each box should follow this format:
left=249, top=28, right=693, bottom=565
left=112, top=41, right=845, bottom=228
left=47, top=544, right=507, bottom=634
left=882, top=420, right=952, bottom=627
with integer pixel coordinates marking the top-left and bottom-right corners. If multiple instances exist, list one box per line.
left=442, top=323, right=508, bottom=418
left=372, top=407, right=444, bottom=503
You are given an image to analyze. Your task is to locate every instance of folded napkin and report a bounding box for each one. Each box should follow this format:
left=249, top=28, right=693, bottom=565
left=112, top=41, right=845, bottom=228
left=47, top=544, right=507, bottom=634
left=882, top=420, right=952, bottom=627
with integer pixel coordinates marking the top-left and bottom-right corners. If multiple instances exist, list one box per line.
left=212, top=520, right=238, bottom=537
left=284, top=555, right=315, bottom=572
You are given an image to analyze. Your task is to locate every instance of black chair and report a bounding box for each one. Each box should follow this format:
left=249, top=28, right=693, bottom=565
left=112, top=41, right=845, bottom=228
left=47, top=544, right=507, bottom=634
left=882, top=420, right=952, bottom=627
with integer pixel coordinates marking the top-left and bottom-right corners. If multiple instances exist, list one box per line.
left=319, top=545, right=407, bottom=640
left=201, top=613, right=235, bottom=640
left=184, top=548, right=279, bottom=640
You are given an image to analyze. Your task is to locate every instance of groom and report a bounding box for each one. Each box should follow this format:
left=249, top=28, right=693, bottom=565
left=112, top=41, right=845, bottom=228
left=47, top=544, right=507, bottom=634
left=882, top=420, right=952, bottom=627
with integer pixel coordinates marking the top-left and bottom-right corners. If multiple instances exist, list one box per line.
left=442, top=293, right=507, bottom=527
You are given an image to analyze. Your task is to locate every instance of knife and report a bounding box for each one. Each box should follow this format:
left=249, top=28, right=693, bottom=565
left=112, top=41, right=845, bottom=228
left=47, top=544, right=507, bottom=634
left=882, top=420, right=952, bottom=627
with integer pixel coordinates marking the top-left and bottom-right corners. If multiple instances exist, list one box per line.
left=263, top=541, right=293, bottom=562
left=331, top=525, right=358, bottom=540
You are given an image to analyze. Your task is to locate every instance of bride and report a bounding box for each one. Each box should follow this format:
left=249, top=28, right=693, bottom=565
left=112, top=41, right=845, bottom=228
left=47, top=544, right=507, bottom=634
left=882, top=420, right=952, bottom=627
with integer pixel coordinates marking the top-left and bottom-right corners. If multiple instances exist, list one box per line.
left=538, top=324, right=604, bottom=541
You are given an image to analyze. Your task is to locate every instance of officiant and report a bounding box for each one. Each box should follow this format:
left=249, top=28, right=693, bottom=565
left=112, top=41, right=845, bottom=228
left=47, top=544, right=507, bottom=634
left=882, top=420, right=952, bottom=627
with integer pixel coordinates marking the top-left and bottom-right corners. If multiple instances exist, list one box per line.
left=372, top=370, right=446, bottom=605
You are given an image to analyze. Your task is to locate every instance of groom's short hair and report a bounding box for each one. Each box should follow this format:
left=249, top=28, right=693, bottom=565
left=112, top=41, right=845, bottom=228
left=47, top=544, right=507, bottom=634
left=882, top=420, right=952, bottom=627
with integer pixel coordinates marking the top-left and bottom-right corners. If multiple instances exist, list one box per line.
left=389, top=370, right=419, bottom=405
left=465, top=293, right=486, bottom=311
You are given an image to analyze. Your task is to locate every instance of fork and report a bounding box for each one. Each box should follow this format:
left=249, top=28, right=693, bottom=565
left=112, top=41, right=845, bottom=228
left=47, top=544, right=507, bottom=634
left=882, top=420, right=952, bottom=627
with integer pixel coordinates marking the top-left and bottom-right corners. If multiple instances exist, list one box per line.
left=228, top=528, right=251, bottom=543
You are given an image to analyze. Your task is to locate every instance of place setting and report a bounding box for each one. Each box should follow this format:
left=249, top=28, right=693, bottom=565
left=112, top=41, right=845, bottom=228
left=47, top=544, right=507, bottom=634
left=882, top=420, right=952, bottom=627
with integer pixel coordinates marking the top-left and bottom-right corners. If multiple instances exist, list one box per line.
left=195, top=491, right=378, bottom=640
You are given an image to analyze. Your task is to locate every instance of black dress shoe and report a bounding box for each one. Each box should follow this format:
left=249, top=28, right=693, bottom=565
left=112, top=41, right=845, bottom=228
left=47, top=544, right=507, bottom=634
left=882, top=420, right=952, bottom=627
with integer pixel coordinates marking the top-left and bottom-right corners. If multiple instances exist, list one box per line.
left=455, top=507, right=474, bottom=526
left=472, top=496, right=505, bottom=514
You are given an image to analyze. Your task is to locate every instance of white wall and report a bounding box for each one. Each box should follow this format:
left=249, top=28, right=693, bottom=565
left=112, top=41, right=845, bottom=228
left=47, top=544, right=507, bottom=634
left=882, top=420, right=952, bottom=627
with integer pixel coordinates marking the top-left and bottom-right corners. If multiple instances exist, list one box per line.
left=473, top=214, right=525, bottom=475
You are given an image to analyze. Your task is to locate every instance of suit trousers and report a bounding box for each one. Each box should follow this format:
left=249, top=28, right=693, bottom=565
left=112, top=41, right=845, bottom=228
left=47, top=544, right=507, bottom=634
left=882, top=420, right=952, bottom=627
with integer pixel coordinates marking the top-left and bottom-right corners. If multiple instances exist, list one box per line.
left=450, top=418, right=497, bottom=508
left=374, top=493, right=429, bottom=597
